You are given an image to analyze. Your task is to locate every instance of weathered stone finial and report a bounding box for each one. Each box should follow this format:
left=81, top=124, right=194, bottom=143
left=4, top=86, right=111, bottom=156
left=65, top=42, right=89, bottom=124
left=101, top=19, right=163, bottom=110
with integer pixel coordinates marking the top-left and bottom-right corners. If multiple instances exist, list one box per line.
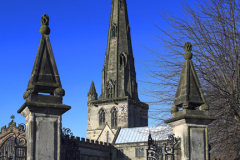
left=40, top=14, right=50, bottom=35
left=10, top=115, right=15, bottom=120
left=9, top=115, right=16, bottom=127
left=184, top=42, right=192, bottom=60
left=41, top=14, right=49, bottom=26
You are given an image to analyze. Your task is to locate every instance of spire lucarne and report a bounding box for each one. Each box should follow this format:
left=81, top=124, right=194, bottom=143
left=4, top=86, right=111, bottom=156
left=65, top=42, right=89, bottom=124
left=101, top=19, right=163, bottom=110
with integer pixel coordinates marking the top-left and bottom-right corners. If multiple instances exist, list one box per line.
left=86, top=0, right=149, bottom=142
left=99, top=0, right=139, bottom=100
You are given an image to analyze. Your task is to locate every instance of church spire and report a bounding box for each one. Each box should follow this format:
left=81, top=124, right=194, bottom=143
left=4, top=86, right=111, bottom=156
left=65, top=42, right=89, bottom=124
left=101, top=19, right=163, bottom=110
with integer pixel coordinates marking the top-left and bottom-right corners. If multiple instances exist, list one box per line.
left=99, top=0, right=139, bottom=100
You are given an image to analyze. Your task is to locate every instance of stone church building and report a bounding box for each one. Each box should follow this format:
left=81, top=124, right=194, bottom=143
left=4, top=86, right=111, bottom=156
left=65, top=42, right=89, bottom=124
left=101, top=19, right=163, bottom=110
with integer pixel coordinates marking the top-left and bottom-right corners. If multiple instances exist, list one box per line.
left=0, top=0, right=172, bottom=159
left=0, top=0, right=216, bottom=159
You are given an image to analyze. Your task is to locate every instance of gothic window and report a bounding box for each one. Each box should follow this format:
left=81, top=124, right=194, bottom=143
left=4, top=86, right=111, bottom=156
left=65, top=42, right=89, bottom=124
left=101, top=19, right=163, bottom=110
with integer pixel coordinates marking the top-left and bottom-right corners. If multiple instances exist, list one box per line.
left=111, top=107, right=118, bottom=127
left=135, top=148, right=144, bottom=157
left=107, top=131, right=109, bottom=143
left=99, top=109, right=105, bottom=125
left=107, top=81, right=114, bottom=98
left=120, top=53, right=126, bottom=67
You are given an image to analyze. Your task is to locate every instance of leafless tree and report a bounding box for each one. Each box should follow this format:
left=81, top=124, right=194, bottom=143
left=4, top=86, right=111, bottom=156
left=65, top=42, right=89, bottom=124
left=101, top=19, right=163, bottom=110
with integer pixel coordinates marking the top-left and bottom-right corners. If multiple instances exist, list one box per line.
left=140, top=0, right=240, bottom=159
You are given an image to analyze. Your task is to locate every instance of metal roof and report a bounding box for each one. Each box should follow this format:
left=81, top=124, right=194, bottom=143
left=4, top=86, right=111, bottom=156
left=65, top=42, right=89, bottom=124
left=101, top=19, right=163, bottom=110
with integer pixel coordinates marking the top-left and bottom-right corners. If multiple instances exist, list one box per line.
left=114, top=125, right=173, bottom=144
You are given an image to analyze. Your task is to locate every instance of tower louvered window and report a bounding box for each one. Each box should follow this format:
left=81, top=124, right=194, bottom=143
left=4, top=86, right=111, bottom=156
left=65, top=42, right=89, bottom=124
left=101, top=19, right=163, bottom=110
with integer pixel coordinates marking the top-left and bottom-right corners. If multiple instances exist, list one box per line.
left=107, top=81, right=114, bottom=99
left=111, top=108, right=117, bottom=127
left=99, top=109, right=105, bottom=125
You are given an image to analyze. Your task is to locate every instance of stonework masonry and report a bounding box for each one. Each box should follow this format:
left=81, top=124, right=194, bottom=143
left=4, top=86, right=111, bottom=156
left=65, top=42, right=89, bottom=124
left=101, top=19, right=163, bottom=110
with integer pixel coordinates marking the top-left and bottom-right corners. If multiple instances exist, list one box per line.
left=62, top=136, right=112, bottom=160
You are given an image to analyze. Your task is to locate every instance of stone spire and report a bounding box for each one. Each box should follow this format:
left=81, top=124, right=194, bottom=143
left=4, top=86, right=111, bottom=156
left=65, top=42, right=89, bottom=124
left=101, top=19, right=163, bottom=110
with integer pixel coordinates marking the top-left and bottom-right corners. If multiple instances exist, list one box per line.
left=172, top=42, right=208, bottom=112
left=99, top=0, right=139, bottom=100
left=88, top=81, right=98, bottom=101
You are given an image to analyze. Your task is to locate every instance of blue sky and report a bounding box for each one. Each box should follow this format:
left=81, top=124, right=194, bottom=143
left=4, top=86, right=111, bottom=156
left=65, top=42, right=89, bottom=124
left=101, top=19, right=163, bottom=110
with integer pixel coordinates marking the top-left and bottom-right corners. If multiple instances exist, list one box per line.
left=0, top=0, right=190, bottom=138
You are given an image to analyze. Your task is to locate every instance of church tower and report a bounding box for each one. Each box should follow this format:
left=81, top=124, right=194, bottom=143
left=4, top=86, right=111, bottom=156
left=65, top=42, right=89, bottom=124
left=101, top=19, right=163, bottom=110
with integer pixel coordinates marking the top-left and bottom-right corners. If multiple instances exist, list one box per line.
left=87, top=0, right=149, bottom=143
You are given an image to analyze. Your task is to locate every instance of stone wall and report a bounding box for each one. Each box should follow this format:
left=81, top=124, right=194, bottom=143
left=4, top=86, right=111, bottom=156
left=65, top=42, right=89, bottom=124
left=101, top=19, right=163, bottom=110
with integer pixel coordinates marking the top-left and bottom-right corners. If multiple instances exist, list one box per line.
left=62, top=136, right=111, bottom=160
left=113, top=142, right=148, bottom=160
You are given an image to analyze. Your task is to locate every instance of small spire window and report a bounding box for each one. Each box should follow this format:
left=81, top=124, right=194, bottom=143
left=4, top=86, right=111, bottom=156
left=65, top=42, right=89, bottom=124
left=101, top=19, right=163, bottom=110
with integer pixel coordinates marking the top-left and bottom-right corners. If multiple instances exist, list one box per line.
left=120, top=53, right=126, bottom=67
left=111, top=24, right=117, bottom=38
left=120, top=0, right=123, bottom=11
left=99, top=109, right=105, bottom=125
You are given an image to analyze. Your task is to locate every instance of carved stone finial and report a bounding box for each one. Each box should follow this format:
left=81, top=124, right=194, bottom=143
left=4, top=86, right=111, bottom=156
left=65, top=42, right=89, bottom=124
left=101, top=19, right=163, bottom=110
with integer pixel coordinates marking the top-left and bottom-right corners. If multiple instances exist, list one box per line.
left=41, top=14, right=49, bottom=26
left=40, top=14, right=50, bottom=35
left=184, top=42, right=193, bottom=60
left=10, top=115, right=15, bottom=120
left=9, top=115, right=16, bottom=128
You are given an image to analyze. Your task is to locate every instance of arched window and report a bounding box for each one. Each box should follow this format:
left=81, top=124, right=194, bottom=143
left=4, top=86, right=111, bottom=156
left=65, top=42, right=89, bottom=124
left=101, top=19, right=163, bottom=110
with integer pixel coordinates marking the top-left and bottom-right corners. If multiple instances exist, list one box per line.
left=107, top=81, right=114, bottom=99
left=120, top=53, right=126, bottom=67
left=99, top=109, right=105, bottom=125
left=111, top=108, right=118, bottom=127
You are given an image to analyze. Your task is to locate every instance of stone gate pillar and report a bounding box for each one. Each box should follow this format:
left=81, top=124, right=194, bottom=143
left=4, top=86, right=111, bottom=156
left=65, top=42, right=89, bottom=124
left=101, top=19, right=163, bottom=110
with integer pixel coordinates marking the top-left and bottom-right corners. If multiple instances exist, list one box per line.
left=165, top=110, right=216, bottom=160
left=165, top=42, right=216, bottom=160
left=17, top=14, right=71, bottom=160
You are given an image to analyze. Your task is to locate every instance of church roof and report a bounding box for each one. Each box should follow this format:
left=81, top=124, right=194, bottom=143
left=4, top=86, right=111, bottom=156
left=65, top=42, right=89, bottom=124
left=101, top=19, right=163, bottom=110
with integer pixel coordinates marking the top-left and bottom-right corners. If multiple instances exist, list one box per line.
left=114, top=125, right=172, bottom=144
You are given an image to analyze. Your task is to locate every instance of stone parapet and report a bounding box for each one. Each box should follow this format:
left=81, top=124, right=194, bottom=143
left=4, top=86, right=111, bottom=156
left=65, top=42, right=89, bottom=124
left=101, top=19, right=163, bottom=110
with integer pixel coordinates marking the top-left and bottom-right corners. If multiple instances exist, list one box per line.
left=63, top=135, right=112, bottom=151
